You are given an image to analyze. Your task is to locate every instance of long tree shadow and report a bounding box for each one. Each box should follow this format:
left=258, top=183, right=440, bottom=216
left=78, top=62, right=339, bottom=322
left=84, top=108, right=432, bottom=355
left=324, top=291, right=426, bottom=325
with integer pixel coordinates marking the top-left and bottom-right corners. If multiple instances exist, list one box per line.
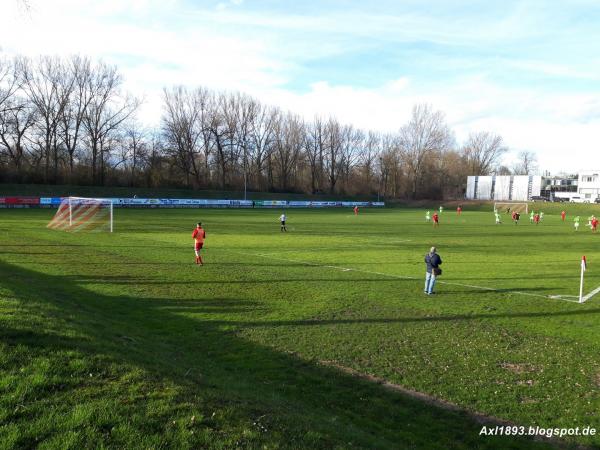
left=0, top=260, right=561, bottom=449
left=204, top=307, right=600, bottom=329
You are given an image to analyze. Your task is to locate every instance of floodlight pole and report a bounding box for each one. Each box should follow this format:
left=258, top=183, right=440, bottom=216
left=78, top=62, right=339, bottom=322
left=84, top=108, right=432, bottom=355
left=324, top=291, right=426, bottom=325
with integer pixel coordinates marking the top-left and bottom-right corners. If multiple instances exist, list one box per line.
left=243, top=146, right=248, bottom=201
left=378, top=157, right=383, bottom=202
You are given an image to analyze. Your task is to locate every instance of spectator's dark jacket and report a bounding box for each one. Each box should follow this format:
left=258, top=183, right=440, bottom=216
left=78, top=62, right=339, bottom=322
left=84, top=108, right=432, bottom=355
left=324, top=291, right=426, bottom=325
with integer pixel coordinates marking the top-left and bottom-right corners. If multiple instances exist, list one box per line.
left=425, top=252, right=442, bottom=273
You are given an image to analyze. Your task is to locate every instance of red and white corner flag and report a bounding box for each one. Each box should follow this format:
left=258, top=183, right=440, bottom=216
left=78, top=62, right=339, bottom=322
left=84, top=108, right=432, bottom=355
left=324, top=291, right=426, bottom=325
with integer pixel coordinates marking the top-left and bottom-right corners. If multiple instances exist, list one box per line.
left=580, top=256, right=587, bottom=303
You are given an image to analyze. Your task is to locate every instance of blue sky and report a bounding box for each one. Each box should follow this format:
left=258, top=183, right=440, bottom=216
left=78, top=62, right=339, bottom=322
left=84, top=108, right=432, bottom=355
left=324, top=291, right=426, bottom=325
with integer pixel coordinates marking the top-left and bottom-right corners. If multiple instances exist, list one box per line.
left=2, top=0, right=600, bottom=172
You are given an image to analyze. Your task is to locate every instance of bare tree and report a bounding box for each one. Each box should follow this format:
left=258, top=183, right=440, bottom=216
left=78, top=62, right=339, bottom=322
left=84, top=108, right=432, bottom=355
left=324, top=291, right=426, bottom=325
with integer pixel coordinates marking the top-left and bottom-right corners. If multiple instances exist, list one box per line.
left=118, top=120, right=148, bottom=186
left=2, top=51, right=537, bottom=200
left=304, top=116, right=327, bottom=194
left=20, top=56, right=74, bottom=182
left=461, top=131, right=507, bottom=175
left=494, top=165, right=512, bottom=176
left=230, top=93, right=257, bottom=195
left=195, top=87, right=215, bottom=188
left=60, top=56, right=95, bottom=180
left=324, top=117, right=344, bottom=194
left=206, top=93, right=236, bottom=189
left=0, top=57, right=19, bottom=114
left=512, top=150, right=538, bottom=175
left=379, top=134, right=402, bottom=198
left=82, top=62, right=139, bottom=184
left=161, top=86, right=204, bottom=187
left=144, top=131, right=166, bottom=188
left=338, top=125, right=364, bottom=193
left=273, top=113, right=304, bottom=190
left=0, top=96, right=37, bottom=174
left=359, top=131, right=381, bottom=193
left=399, top=104, right=454, bottom=199
left=249, top=103, right=277, bottom=191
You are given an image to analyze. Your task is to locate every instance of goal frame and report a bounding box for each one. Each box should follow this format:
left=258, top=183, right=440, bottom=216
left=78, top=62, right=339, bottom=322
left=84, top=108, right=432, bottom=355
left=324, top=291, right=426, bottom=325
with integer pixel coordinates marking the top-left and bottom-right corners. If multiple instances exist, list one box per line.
left=68, top=197, right=113, bottom=232
left=494, top=202, right=528, bottom=214
left=45, top=196, right=114, bottom=232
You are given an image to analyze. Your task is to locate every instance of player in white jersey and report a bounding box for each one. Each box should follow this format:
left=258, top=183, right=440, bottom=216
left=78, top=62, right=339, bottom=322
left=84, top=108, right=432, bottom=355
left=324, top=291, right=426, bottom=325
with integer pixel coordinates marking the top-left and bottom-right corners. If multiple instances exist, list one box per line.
left=279, top=213, right=287, bottom=232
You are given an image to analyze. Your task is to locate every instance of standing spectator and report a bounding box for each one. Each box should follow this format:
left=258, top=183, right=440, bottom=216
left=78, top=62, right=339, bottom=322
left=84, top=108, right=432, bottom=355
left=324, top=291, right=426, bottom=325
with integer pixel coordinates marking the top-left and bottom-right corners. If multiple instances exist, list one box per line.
left=424, top=246, right=442, bottom=295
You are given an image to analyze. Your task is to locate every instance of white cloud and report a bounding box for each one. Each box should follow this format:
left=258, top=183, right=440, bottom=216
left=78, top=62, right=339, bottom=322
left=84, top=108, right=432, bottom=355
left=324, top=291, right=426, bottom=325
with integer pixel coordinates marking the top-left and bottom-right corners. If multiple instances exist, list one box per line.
left=1, top=0, right=599, bottom=174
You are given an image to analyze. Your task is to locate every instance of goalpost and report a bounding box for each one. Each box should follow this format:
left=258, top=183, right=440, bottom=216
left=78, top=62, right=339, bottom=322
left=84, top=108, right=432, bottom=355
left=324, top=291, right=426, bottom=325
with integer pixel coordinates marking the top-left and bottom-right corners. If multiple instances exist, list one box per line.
left=47, top=197, right=113, bottom=232
left=494, top=202, right=528, bottom=214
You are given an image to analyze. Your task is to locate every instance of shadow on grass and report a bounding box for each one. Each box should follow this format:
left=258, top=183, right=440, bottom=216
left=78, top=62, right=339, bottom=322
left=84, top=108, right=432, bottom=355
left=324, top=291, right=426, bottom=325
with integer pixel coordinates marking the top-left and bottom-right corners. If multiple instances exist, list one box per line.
left=207, top=307, right=600, bottom=328
left=0, top=260, right=560, bottom=450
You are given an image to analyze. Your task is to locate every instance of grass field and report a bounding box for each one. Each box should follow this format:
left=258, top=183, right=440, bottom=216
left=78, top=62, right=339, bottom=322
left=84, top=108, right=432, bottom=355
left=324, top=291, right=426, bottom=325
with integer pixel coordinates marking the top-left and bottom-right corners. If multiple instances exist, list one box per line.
left=1, top=205, right=600, bottom=449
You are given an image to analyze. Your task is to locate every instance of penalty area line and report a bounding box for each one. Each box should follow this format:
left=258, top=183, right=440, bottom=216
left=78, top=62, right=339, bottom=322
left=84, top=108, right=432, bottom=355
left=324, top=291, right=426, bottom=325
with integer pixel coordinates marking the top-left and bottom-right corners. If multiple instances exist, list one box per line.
left=229, top=250, right=581, bottom=303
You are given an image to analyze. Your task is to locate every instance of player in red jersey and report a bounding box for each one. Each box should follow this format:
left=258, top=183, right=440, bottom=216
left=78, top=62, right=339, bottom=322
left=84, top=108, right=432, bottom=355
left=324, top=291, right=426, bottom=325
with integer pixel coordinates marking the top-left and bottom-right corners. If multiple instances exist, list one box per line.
left=512, top=211, right=520, bottom=224
left=592, top=217, right=599, bottom=233
left=561, top=210, right=566, bottom=221
left=432, top=211, right=439, bottom=227
left=533, top=213, right=540, bottom=225
left=456, top=205, right=462, bottom=216
left=192, top=222, right=206, bottom=265
left=353, top=205, right=359, bottom=216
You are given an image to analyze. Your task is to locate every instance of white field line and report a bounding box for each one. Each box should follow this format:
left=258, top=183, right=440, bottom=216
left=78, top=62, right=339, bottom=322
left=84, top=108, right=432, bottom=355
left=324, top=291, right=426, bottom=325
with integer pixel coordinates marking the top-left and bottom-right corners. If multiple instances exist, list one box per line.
left=231, top=250, right=591, bottom=303
left=257, top=239, right=413, bottom=256
left=582, top=285, right=600, bottom=303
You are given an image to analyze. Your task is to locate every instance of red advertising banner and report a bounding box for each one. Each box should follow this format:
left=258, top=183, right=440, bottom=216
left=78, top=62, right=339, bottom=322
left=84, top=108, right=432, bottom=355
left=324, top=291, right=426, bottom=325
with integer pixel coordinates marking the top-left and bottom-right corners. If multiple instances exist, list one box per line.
left=0, top=197, right=5, bottom=204
left=4, top=197, right=40, bottom=205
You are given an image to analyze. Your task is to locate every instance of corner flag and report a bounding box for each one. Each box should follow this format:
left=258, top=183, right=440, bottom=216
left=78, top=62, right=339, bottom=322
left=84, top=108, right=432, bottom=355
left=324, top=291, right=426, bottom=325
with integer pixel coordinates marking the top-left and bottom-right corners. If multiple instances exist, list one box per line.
left=579, top=255, right=587, bottom=303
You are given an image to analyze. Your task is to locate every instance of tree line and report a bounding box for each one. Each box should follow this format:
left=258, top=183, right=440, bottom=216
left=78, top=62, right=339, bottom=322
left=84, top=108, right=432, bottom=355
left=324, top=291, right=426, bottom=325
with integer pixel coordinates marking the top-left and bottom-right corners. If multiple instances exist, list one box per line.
left=0, top=54, right=535, bottom=199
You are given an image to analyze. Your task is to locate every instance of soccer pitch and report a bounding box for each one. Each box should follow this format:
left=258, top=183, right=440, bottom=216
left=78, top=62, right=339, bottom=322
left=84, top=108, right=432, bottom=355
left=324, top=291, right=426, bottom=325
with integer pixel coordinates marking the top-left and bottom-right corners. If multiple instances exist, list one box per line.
left=1, top=207, right=599, bottom=449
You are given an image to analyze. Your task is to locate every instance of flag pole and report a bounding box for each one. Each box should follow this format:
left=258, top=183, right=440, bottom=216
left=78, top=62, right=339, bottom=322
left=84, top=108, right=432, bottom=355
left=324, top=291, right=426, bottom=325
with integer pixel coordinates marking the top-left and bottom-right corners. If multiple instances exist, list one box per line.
left=579, top=255, right=586, bottom=303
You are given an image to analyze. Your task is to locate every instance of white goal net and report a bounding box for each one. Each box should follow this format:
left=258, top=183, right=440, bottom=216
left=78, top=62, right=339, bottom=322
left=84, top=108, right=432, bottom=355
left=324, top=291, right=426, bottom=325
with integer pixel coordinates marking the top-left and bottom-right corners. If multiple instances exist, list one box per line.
left=494, top=202, right=528, bottom=214
left=47, top=197, right=113, bottom=232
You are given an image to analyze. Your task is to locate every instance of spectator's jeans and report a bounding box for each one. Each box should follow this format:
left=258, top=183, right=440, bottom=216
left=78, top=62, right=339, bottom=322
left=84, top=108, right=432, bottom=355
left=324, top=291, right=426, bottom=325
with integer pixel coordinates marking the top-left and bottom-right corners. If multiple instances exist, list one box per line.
left=424, top=271, right=436, bottom=293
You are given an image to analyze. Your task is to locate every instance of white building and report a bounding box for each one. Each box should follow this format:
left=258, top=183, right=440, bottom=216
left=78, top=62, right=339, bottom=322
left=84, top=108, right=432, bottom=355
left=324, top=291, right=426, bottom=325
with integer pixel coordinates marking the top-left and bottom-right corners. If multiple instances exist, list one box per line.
left=466, top=173, right=594, bottom=202
left=466, top=175, right=542, bottom=201
left=577, top=171, right=600, bottom=202
left=541, top=176, right=578, bottom=201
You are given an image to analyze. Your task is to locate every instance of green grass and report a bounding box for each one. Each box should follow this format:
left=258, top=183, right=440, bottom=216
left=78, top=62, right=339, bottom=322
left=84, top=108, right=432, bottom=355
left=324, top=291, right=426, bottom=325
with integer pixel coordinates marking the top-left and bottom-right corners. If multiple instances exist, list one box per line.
left=1, top=206, right=599, bottom=449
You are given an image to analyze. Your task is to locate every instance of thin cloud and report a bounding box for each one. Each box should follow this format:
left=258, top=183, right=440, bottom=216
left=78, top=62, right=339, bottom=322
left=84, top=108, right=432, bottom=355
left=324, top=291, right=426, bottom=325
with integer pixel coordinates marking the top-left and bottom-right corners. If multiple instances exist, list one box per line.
left=1, top=0, right=599, bottom=173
